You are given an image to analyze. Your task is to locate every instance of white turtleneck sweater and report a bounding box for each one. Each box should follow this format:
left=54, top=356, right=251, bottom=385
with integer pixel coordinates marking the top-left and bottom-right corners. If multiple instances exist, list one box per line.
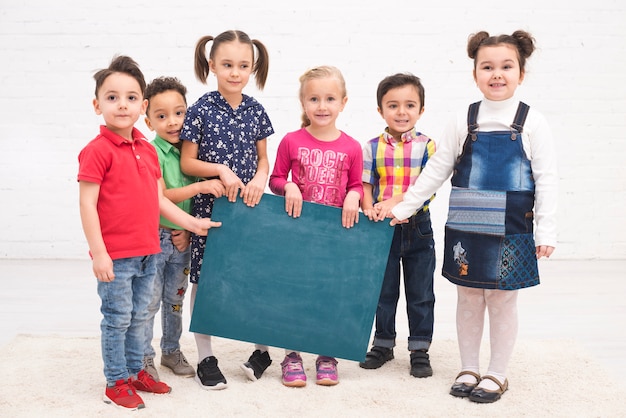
left=391, top=96, right=558, bottom=247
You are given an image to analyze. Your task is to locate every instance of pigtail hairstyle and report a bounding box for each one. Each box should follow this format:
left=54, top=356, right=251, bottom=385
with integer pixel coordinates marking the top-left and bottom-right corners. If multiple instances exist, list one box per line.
left=192, top=30, right=270, bottom=90
left=194, top=35, right=215, bottom=84
left=251, top=38, right=269, bottom=90
left=467, top=30, right=536, bottom=73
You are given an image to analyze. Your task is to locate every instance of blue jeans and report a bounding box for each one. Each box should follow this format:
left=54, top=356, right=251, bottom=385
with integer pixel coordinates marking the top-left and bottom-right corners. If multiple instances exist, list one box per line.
left=145, top=229, right=191, bottom=357
left=373, top=211, right=436, bottom=352
left=98, top=255, right=156, bottom=385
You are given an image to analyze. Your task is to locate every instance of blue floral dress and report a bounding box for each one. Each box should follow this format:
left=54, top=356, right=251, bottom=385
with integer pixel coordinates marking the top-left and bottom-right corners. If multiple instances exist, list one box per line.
left=180, top=91, right=274, bottom=283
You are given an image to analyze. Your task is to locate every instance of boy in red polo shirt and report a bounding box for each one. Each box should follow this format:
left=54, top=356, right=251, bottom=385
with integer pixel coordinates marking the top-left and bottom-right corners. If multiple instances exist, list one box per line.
left=78, top=56, right=221, bottom=411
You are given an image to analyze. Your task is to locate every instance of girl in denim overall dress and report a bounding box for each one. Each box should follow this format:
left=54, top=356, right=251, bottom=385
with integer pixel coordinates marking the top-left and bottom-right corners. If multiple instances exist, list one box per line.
left=387, top=30, right=558, bottom=403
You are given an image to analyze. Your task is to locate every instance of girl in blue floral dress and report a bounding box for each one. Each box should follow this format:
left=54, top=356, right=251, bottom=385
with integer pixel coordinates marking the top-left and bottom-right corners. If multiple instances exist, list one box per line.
left=180, top=30, right=274, bottom=390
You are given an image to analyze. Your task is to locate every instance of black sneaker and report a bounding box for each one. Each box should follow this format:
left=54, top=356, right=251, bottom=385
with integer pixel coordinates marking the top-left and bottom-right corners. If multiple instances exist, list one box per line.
left=240, top=349, right=272, bottom=381
left=359, top=346, right=394, bottom=369
left=195, top=356, right=227, bottom=390
left=410, top=350, right=433, bottom=378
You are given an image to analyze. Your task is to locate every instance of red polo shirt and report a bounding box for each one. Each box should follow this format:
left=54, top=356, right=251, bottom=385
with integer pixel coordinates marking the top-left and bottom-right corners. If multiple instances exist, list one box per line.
left=78, top=126, right=162, bottom=260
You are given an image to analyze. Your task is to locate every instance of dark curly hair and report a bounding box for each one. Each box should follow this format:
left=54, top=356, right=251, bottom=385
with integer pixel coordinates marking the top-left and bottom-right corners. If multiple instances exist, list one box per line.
left=144, top=76, right=187, bottom=115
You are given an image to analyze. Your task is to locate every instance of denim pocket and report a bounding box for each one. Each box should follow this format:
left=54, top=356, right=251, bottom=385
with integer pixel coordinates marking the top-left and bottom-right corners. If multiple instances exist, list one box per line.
left=412, top=213, right=433, bottom=238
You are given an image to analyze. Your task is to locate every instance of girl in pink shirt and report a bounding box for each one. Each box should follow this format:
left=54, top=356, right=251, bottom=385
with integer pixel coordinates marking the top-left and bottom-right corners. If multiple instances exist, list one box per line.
left=269, top=66, right=364, bottom=387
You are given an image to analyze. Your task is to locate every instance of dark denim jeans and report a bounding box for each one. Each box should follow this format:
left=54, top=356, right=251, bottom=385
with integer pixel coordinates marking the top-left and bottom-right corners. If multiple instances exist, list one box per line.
left=373, top=211, right=435, bottom=352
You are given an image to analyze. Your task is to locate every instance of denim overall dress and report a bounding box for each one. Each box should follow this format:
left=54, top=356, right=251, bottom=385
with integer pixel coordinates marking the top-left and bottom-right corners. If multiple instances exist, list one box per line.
left=442, top=101, right=539, bottom=290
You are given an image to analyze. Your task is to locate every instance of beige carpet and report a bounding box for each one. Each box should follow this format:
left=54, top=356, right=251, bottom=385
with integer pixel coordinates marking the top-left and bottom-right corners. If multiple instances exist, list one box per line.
left=1, top=334, right=623, bottom=417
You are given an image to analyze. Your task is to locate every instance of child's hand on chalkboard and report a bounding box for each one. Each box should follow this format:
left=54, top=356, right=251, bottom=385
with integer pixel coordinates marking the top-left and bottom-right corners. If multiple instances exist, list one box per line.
left=218, top=166, right=245, bottom=202
left=190, top=217, right=222, bottom=236
left=242, top=174, right=266, bottom=207
left=342, top=191, right=361, bottom=228
left=284, top=182, right=303, bottom=218
left=363, top=207, right=378, bottom=221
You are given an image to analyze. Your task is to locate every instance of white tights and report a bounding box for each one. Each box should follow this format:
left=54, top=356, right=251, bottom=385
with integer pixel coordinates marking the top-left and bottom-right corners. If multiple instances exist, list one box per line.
left=190, top=284, right=268, bottom=363
left=455, top=286, right=518, bottom=390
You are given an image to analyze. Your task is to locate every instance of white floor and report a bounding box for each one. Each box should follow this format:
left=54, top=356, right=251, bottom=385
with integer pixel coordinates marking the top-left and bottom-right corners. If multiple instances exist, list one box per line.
left=1, top=258, right=624, bottom=382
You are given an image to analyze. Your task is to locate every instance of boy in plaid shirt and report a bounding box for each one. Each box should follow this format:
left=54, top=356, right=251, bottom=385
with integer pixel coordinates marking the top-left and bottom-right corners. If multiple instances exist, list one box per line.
left=360, top=73, right=437, bottom=378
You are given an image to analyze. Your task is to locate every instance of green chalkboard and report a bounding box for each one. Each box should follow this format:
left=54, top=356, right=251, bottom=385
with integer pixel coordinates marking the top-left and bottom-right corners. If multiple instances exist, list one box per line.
left=190, top=194, right=394, bottom=361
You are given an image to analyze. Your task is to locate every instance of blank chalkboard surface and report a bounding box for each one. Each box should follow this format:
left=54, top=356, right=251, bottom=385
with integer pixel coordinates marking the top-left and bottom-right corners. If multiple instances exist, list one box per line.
left=190, top=194, right=394, bottom=361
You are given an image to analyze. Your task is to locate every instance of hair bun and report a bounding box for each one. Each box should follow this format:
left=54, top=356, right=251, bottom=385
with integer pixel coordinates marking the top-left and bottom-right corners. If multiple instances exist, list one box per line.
left=467, top=31, right=490, bottom=59
left=511, top=30, right=536, bottom=59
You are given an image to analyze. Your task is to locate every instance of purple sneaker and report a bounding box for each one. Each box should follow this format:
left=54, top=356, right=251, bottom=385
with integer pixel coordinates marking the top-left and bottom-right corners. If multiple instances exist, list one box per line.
left=315, top=356, right=339, bottom=386
left=281, top=352, right=306, bottom=387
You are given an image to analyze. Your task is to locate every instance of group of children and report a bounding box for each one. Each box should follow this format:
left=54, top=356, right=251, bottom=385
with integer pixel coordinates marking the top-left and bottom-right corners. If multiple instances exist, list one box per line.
left=78, top=28, right=557, bottom=410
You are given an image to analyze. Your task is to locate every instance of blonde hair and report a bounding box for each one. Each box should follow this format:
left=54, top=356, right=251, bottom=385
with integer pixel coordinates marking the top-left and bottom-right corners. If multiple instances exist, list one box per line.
left=298, top=66, right=347, bottom=128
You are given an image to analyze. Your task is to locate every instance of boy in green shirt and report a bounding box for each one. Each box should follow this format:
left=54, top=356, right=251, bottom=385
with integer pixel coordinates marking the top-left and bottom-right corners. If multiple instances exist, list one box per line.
left=143, top=76, right=225, bottom=380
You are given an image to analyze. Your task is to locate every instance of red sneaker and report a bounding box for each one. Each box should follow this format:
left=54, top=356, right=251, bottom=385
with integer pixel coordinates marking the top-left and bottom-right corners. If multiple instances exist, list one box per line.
left=131, top=369, right=172, bottom=394
left=104, top=379, right=145, bottom=410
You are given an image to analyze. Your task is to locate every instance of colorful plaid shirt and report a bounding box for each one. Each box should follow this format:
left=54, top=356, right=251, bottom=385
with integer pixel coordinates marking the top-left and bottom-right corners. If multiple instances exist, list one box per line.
left=362, top=128, right=436, bottom=211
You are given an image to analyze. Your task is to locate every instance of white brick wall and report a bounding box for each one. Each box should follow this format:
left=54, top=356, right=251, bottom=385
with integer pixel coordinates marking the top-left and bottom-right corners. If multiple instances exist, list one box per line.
left=1, top=0, right=624, bottom=260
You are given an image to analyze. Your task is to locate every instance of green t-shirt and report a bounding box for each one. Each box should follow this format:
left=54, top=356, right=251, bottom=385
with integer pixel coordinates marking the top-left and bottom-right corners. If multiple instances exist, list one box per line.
left=151, top=136, right=196, bottom=230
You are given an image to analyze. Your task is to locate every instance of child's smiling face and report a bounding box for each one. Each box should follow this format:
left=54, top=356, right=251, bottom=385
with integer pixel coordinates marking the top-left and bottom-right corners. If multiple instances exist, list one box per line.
left=378, top=84, right=424, bottom=140
left=473, top=44, right=525, bottom=101
left=145, top=90, right=187, bottom=146
left=300, top=76, right=347, bottom=130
